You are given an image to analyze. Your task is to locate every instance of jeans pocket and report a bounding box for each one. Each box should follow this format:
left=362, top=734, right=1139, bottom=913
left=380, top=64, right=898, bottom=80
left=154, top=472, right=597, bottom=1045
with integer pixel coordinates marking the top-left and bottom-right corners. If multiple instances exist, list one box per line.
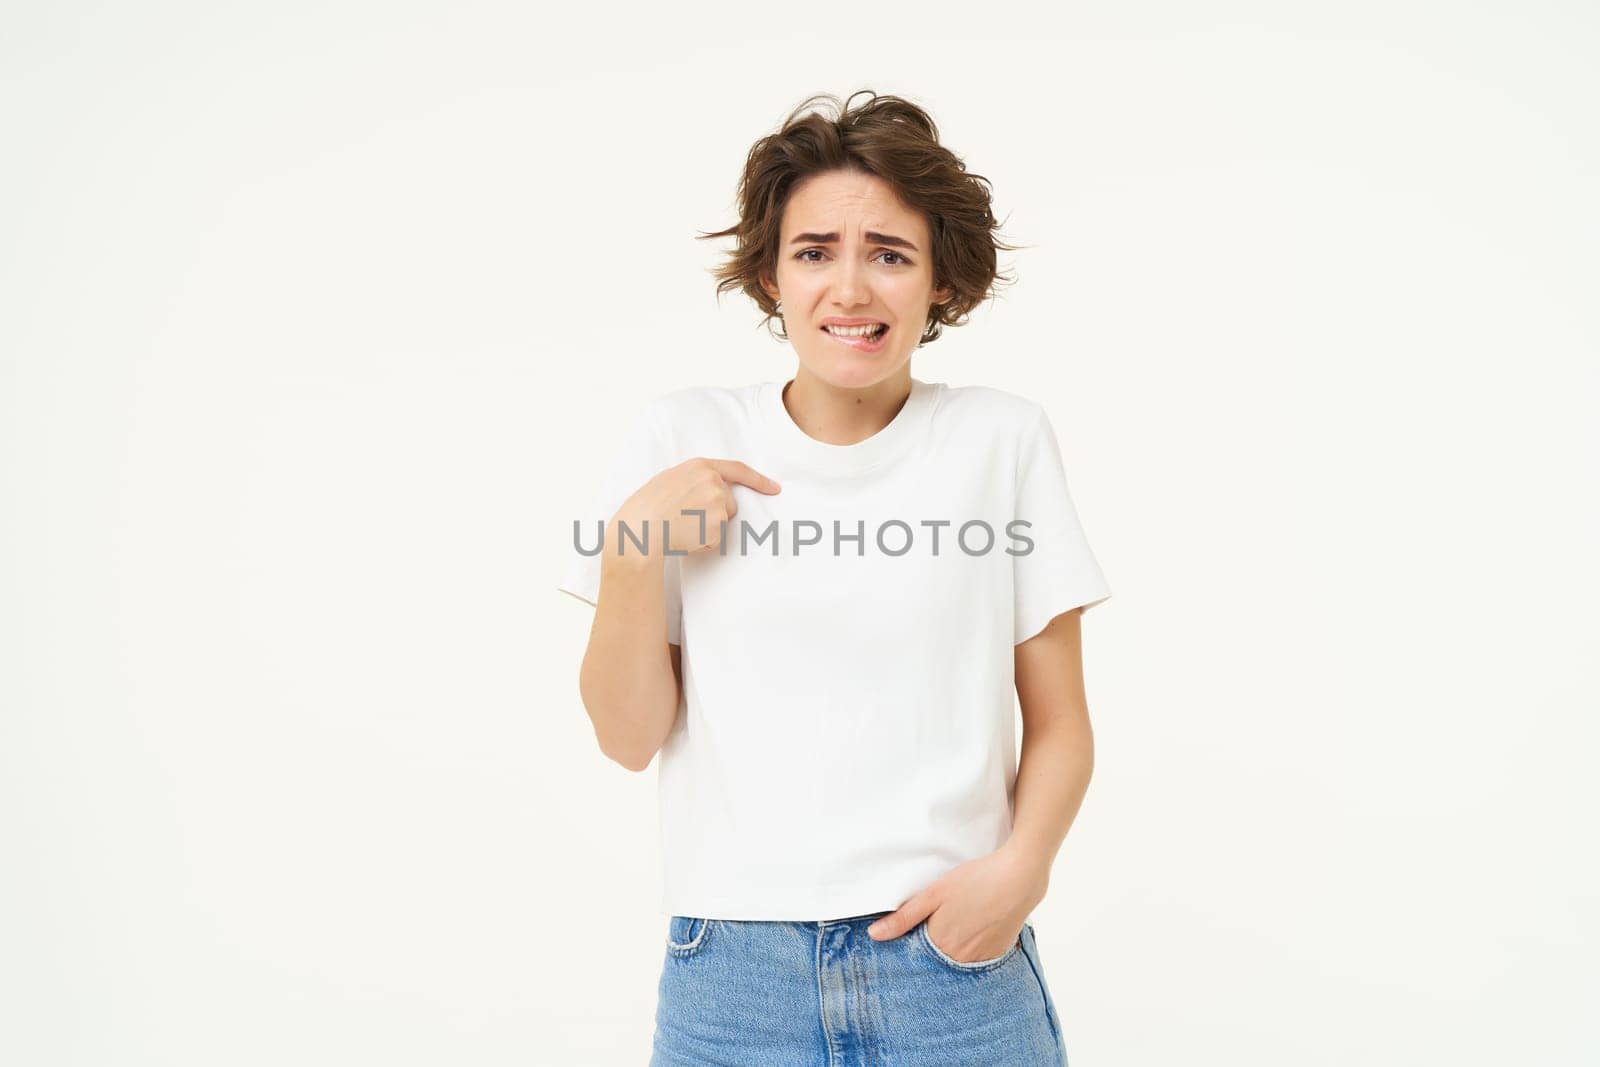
left=1019, top=923, right=1063, bottom=1046
left=915, top=919, right=1023, bottom=973
left=665, top=915, right=715, bottom=958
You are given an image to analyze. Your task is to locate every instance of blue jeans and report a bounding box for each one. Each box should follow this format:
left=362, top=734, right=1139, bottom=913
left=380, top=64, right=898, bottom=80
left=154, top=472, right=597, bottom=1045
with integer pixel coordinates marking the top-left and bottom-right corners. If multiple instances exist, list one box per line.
left=650, top=909, right=1067, bottom=1065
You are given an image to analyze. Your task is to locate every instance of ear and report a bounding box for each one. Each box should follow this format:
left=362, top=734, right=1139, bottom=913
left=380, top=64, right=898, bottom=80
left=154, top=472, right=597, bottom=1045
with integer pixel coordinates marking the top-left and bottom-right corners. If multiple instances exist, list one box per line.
left=930, top=283, right=953, bottom=305
left=759, top=272, right=781, bottom=304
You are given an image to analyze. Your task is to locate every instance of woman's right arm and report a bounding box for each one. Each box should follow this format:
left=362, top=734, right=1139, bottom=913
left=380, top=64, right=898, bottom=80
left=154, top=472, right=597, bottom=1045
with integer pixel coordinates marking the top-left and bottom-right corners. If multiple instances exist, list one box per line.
left=576, top=457, right=781, bottom=771
left=579, top=549, right=680, bottom=771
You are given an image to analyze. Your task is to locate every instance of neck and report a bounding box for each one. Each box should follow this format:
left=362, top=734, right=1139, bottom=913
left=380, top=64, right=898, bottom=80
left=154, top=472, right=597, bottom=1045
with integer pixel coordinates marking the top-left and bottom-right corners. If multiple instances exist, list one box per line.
left=781, top=367, right=914, bottom=446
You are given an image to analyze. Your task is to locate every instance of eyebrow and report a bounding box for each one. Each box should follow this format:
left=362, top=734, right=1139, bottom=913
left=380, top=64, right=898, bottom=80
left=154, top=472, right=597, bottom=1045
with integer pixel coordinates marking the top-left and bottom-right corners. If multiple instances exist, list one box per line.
left=789, top=231, right=920, bottom=253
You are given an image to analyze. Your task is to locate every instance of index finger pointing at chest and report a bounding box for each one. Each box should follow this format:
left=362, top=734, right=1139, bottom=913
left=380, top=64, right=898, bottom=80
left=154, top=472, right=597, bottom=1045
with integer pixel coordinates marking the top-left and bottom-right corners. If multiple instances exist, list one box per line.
left=703, top=459, right=782, bottom=495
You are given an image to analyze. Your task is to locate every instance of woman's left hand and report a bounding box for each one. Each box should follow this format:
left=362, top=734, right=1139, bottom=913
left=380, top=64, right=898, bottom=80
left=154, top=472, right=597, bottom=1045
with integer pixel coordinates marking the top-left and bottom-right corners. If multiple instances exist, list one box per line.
left=864, top=844, right=1050, bottom=963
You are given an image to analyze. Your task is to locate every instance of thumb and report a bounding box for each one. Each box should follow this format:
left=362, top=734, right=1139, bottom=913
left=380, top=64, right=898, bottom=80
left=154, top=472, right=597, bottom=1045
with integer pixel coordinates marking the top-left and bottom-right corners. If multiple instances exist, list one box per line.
left=866, top=895, right=934, bottom=941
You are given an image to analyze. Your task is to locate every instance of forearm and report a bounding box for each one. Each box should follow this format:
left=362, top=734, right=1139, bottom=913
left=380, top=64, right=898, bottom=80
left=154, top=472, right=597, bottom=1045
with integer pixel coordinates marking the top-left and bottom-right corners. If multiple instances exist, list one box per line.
left=578, top=550, right=679, bottom=771
left=1002, top=716, right=1095, bottom=880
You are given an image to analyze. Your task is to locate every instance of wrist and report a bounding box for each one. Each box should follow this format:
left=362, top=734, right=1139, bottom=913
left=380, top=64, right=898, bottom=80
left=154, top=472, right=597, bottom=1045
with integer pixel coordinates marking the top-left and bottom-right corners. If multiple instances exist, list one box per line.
left=599, top=538, right=665, bottom=579
left=998, top=839, right=1054, bottom=895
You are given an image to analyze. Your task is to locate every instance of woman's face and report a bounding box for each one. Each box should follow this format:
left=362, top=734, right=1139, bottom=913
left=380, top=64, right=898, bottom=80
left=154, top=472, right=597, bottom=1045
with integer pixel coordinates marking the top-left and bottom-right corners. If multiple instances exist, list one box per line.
left=763, top=169, right=952, bottom=390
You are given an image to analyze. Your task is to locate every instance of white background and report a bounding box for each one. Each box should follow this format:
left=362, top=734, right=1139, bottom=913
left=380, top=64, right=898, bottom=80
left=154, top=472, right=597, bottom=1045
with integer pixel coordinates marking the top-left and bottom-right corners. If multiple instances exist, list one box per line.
left=3, top=3, right=1595, bottom=1064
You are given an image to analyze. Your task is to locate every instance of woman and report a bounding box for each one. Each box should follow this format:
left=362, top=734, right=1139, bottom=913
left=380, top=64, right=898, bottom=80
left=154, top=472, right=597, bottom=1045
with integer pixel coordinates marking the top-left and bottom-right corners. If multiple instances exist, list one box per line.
left=558, top=90, right=1109, bottom=1065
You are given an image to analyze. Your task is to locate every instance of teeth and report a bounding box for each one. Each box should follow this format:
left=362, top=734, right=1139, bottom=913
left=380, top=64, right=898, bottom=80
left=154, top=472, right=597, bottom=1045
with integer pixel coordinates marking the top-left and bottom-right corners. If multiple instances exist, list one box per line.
left=825, top=324, right=885, bottom=338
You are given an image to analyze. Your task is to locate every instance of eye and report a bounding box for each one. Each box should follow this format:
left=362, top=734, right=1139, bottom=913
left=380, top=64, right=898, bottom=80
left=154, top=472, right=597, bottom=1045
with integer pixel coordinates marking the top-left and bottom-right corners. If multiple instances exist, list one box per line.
left=794, top=248, right=913, bottom=266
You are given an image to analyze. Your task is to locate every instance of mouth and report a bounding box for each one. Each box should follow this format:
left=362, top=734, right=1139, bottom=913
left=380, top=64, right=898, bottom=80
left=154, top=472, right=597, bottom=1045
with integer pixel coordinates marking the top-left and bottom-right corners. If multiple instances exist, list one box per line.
left=820, top=322, right=890, bottom=352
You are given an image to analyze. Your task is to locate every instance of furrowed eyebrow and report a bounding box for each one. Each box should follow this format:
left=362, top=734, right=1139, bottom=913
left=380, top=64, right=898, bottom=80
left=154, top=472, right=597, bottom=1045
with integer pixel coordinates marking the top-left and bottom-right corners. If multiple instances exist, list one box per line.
left=789, top=231, right=920, bottom=253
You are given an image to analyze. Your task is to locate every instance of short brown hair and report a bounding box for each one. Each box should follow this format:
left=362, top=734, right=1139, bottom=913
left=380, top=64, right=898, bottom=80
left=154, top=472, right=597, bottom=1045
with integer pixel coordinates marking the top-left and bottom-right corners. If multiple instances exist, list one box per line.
left=697, top=90, right=1021, bottom=346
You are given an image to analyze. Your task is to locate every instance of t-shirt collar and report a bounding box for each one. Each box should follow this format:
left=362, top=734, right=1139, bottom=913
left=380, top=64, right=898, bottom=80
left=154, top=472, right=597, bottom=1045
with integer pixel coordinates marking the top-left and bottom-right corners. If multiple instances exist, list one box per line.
left=756, top=376, right=941, bottom=476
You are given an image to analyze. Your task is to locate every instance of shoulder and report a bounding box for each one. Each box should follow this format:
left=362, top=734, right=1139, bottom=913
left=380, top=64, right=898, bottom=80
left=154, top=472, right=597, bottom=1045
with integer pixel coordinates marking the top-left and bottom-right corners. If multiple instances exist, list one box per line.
left=636, top=383, right=762, bottom=461
left=644, top=383, right=758, bottom=425
left=933, top=381, right=1047, bottom=436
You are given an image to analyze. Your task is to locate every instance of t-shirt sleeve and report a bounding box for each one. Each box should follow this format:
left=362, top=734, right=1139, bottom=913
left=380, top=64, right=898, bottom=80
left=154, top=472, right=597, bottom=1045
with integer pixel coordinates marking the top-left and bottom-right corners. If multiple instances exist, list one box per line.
left=1011, top=405, right=1111, bottom=644
left=555, top=403, right=683, bottom=645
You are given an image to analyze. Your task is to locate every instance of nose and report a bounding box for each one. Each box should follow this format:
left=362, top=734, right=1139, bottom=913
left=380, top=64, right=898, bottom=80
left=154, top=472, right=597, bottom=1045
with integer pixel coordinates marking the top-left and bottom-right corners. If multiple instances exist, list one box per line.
left=830, top=255, right=869, bottom=308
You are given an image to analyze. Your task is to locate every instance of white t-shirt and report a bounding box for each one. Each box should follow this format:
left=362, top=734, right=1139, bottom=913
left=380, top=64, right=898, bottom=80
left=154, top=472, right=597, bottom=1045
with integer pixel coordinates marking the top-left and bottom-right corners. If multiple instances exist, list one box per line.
left=557, top=376, right=1110, bottom=920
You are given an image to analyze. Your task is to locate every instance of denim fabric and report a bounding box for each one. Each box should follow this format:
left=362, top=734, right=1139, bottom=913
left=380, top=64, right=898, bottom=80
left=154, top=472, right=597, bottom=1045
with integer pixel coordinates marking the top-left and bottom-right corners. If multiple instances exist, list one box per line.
left=650, top=909, right=1067, bottom=1066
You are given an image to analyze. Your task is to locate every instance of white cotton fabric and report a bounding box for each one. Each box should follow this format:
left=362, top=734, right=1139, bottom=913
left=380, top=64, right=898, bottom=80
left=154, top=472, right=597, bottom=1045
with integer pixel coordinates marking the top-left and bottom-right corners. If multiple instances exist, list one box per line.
left=557, top=377, right=1110, bottom=920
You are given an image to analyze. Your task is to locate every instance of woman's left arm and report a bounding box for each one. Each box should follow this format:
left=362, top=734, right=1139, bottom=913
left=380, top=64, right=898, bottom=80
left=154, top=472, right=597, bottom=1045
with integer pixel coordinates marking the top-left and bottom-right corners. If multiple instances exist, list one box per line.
left=1004, top=606, right=1096, bottom=882
left=865, top=608, right=1095, bottom=956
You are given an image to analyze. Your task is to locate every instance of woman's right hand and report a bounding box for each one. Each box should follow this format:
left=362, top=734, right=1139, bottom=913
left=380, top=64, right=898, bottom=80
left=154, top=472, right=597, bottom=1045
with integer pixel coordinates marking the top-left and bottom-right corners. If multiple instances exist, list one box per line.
left=582, top=457, right=776, bottom=769
left=609, top=458, right=782, bottom=558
